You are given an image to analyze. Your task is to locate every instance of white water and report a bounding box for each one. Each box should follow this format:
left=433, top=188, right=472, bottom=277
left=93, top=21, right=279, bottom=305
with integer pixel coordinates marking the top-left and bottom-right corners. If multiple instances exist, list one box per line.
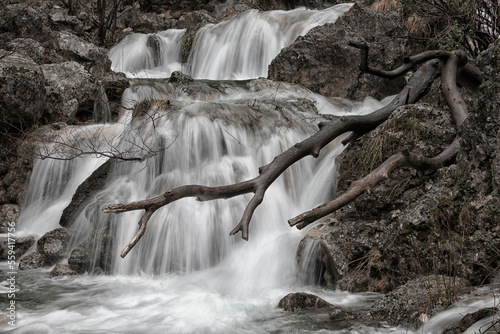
left=2, top=4, right=494, bottom=334
left=108, top=4, right=352, bottom=79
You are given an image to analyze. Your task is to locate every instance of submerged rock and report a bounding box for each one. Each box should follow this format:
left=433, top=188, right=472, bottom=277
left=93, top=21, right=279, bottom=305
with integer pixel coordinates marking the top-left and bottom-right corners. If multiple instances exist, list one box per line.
left=268, top=3, right=408, bottom=100
left=68, top=225, right=114, bottom=274
left=50, top=264, right=78, bottom=277
left=59, top=159, right=114, bottom=228
left=278, top=292, right=332, bottom=312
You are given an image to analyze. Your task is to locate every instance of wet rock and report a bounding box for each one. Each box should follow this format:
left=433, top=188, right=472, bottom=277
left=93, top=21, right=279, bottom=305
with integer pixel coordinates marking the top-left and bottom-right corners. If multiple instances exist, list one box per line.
left=370, top=275, right=471, bottom=329
left=18, top=228, right=72, bottom=269
left=68, top=225, right=114, bottom=274
left=41, top=61, right=99, bottom=123
left=268, top=3, right=408, bottom=100
left=18, top=251, right=44, bottom=270
left=99, top=71, right=130, bottom=116
left=278, top=292, right=332, bottom=311
left=443, top=307, right=498, bottom=334
left=60, top=159, right=113, bottom=228
left=36, top=228, right=72, bottom=266
left=0, top=236, right=36, bottom=260
left=297, top=103, right=458, bottom=293
left=50, top=264, right=78, bottom=277
left=176, top=10, right=217, bottom=30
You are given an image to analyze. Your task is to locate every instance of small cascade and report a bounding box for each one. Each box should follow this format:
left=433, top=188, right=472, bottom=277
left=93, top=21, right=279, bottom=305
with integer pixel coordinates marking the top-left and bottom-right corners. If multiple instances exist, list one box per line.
left=188, top=4, right=352, bottom=79
left=93, top=83, right=111, bottom=123
left=108, top=4, right=352, bottom=79
left=108, top=29, right=185, bottom=78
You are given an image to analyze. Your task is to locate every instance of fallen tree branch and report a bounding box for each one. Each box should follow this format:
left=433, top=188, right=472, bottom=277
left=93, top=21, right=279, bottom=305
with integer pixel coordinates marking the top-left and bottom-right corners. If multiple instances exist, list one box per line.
left=288, top=138, right=460, bottom=229
left=104, top=57, right=442, bottom=258
left=104, top=47, right=478, bottom=258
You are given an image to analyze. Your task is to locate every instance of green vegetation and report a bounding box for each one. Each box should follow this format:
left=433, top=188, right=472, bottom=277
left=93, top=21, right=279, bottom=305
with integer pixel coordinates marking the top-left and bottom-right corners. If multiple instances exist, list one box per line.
left=180, top=25, right=203, bottom=62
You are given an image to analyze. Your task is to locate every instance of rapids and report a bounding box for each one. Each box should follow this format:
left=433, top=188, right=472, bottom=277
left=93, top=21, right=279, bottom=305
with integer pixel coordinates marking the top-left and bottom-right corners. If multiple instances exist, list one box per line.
left=1, top=3, right=496, bottom=334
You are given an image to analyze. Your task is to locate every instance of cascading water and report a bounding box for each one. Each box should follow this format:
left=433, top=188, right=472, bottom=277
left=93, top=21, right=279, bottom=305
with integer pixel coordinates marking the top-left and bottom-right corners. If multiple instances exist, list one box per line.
left=2, top=4, right=493, bottom=334
left=108, top=4, right=352, bottom=79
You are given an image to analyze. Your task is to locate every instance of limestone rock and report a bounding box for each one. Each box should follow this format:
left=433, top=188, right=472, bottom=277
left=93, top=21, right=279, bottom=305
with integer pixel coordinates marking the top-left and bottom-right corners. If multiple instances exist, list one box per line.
left=0, top=235, right=35, bottom=260
left=0, top=204, right=20, bottom=233
left=278, top=292, right=332, bottom=312
left=18, top=251, right=44, bottom=270
left=55, top=31, right=111, bottom=75
left=50, top=264, right=78, bottom=277
left=0, top=51, right=47, bottom=130
left=59, top=159, right=113, bottom=228
left=268, top=3, right=408, bottom=100
left=68, top=226, right=114, bottom=274
left=41, top=61, right=99, bottom=123
left=36, top=228, right=72, bottom=266
left=370, top=275, right=471, bottom=328
left=18, top=228, right=72, bottom=269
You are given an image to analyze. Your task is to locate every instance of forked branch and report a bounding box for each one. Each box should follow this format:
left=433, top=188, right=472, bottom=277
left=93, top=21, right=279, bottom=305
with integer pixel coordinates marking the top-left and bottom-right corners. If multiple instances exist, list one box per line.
left=103, top=48, right=475, bottom=258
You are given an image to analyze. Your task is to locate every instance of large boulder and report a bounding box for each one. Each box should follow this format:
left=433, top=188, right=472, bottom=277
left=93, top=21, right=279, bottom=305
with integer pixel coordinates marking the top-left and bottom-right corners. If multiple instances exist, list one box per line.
left=41, top=61, right=99, bottom=123
left=68, top=225, right=114, bottom=274
left=268, top=3, right=408, bottom=100
left=0, top=4, right=49, bottom=40
left=18, top=228, right=72, bottom=269
left=297, top=103, right=458, bottom=292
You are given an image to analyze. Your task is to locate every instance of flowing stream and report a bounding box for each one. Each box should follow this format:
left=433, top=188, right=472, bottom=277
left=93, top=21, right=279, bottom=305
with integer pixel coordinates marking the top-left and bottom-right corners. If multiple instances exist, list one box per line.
left=1, top=3, right=495, bottom=334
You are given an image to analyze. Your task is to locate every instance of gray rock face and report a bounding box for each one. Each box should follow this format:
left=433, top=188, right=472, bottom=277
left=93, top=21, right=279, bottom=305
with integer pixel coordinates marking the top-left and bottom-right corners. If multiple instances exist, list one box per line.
left=41, top=61, right=99, bottom=123
left=18, top=228, right=72, bottom=269
left=278, top=292, right=332, bottom=311
left=59, top=159, right=113, bottom=228
left=0, top=51, right=47, bottom=130
left=0, top=235, right=35, bottom=260
left=50, top=264, right=78, bottom=277
left=0, top=4, right=48, bottom=40
left=268, top=3, right=408, bottom=100
left=298, top=103, right=458, bottom=292
left=370, top=275, right=471, bottom=328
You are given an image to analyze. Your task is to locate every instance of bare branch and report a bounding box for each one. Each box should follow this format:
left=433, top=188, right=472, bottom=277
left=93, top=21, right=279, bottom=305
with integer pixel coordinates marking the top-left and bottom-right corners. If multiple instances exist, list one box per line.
left=288, top=138, right=460, bottom=229
left=103, top=56, right=443, bottom=257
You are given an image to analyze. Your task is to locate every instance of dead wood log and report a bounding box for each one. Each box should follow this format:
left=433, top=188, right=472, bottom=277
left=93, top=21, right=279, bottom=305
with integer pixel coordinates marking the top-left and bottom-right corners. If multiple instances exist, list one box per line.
left=103, top=48, right=475, bottom=258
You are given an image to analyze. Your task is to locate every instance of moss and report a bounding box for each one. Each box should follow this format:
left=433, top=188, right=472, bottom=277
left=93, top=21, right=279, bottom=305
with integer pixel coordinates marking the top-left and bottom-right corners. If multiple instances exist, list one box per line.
left=180, top=25, right=203, bottom=62
left=7, top=66, right=30, bottom=76
left=340, top=107, right=437, bottom=181
left=132, top=99, right=170, bottom=119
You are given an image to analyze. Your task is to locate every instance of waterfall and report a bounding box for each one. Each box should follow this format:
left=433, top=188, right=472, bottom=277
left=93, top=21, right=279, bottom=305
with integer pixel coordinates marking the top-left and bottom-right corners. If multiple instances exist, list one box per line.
left=5, top=4, right=458, bottom=333
left=108, top=4, right=352, bottom=79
